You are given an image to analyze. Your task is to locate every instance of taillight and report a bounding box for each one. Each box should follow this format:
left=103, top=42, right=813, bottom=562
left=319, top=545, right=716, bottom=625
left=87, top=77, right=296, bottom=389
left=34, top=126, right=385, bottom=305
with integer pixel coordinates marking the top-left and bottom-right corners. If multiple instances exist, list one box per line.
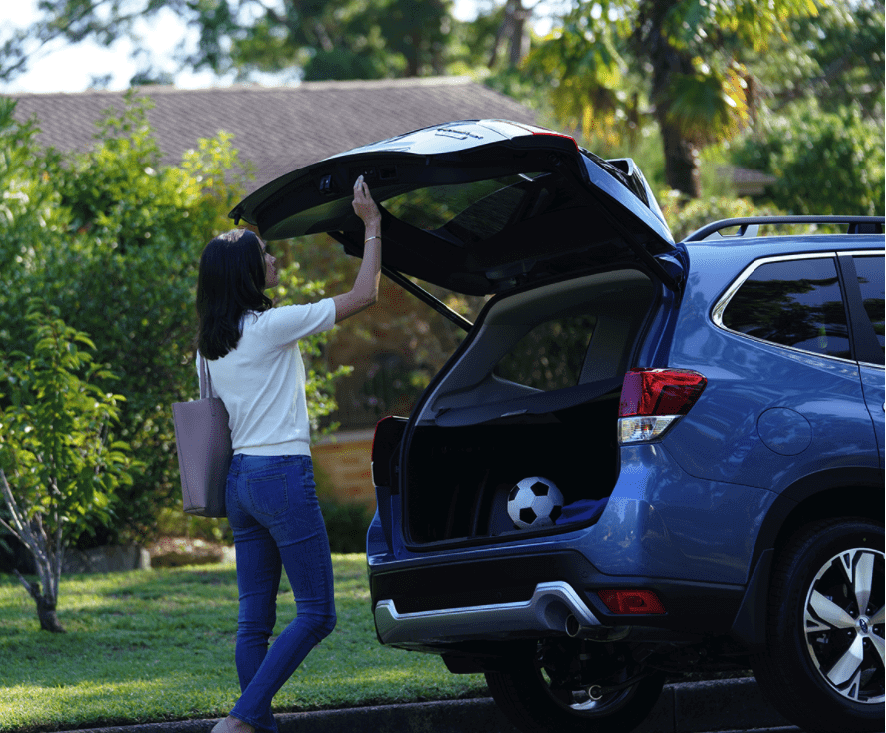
left=371, top=416, right=406, bottom=488
left=617, top=368, right=706, bottom=444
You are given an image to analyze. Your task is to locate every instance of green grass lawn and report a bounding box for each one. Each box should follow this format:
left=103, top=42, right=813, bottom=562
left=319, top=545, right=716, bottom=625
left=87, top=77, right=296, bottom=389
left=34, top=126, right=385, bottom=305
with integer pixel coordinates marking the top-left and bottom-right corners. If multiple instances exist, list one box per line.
left=0, top=554, right=488, bottom=732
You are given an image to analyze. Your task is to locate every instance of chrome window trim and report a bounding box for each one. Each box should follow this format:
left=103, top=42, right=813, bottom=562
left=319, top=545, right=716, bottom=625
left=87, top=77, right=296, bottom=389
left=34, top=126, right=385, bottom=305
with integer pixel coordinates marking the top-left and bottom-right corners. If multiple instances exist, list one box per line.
left=711, top=251, right=861, bottom=366
left=840, top=250, right=886, bottom=257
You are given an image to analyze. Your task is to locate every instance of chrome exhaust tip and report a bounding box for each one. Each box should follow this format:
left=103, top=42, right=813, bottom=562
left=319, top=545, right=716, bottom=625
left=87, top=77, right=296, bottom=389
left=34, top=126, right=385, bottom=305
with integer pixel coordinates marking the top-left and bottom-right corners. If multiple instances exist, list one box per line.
left=565, top=614, right=581, bottom=637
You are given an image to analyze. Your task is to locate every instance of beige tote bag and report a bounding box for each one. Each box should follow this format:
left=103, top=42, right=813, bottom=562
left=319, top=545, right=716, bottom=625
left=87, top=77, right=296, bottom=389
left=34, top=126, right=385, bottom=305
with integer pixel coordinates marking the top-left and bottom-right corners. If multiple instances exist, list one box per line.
left=172, top=355, right=232, bottom=517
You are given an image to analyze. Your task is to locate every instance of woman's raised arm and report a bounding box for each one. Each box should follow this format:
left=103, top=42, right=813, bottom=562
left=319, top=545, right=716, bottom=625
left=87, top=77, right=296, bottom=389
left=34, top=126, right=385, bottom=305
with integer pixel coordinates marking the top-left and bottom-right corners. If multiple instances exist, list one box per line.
left=332, top=175, right=382, bottom=323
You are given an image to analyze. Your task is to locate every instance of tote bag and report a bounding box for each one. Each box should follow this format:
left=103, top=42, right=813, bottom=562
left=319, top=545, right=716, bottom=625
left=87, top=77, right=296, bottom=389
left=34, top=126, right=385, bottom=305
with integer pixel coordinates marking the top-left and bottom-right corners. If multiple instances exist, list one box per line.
left=172, top=355, right=232, bottom=517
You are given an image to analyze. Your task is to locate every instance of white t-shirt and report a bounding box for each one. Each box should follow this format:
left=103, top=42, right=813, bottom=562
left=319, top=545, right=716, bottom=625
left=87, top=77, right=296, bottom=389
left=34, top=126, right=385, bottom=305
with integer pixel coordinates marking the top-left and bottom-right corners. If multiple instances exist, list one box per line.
left=197, top=299, right=336, bottom=456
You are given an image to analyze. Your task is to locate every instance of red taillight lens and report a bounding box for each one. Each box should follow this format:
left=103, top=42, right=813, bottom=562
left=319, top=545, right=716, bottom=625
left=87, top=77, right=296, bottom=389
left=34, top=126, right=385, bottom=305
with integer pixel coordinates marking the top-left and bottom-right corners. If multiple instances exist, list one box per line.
left=598, top=589, right=666, bottom=615
left=619, top=368, right=707, bottom=417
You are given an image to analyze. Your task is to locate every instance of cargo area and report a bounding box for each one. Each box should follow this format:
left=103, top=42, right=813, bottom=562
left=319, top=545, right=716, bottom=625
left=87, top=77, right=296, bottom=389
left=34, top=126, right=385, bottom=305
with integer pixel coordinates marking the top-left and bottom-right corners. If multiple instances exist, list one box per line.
left=405, top=394, right=620, bottom=543
left=400, top=268, right=657, bottom=545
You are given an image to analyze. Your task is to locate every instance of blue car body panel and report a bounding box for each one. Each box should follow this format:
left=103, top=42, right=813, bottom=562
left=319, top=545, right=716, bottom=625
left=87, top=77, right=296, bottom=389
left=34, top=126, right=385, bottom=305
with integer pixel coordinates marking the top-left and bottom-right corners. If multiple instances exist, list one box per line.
left=366, top=231, right=883, bottom=632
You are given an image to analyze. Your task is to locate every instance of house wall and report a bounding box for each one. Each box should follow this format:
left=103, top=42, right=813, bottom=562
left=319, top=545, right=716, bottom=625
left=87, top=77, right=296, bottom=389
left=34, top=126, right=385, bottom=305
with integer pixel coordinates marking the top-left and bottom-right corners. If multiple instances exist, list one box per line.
left=312, top=429, right=376, bottom=511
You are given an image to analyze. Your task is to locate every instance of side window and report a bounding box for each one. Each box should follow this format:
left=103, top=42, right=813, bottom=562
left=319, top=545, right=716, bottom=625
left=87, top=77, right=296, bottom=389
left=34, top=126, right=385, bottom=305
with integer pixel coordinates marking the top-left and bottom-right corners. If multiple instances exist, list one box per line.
left=853, top=255, right=885, bottom=362
left=495, top=314, right=597, bottom=391
left=722, top=257, right=851, bottom=359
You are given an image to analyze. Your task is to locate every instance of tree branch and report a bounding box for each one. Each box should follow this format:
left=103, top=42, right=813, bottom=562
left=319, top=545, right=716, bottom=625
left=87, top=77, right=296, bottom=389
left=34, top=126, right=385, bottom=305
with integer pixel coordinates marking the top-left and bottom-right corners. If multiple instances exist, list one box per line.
left=0, top=471, right=44, bottom=569
left=0, top=469, right=27, bottom=538
left=12, top=568, right=41, bottom=601
left=771, top=54, right=854, bottom=111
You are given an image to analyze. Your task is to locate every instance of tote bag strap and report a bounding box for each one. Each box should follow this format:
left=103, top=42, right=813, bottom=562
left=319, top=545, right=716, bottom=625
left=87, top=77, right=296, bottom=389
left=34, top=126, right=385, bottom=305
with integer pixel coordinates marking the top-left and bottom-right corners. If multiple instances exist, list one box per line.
left=198, top=354, right=217, bottom=400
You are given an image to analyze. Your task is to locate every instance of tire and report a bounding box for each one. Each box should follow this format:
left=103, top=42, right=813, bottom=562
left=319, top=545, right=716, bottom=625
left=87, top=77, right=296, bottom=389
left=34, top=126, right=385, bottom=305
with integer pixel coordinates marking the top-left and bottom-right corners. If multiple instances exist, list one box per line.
left=484, top=639, right=665, bottom=733
left=753, top=517, right=884, bottom=733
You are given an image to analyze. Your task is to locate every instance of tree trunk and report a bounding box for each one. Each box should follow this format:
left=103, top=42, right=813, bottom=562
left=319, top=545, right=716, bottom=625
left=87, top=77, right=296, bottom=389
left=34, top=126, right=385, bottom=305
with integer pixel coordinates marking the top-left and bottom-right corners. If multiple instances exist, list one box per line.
left=15, top=572, right=66, bottom=632
left=490, top=0, right=530, bottom=68
left=639, top=0, right=702, bottom=197
left=35, top=593, right=65, bottom=633
left=507, top=0, right=530, bottom=67
left=2, top=471, right=66, bottom=633
left=405, top=32, right=420, bottom=77
left=660, top=120, right=701, bottom=197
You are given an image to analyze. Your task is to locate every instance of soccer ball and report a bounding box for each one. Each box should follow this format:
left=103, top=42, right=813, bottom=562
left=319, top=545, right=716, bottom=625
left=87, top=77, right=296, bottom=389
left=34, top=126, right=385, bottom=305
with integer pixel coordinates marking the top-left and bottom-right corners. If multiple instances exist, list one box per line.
left=507, top=477, right=563, bottom=529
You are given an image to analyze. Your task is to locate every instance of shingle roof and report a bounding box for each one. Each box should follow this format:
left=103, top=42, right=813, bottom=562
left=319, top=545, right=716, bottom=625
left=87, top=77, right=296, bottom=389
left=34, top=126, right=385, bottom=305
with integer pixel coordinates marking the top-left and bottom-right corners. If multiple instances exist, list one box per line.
left=717, top=165, right=778, bottom=196
left=7, top=76, right=538, bottom=191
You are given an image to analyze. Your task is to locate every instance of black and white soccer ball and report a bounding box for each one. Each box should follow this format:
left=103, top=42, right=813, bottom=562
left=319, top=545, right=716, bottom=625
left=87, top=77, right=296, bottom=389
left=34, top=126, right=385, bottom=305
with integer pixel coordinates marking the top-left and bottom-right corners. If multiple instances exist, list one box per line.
left=507, top=477, right=564, bottom=529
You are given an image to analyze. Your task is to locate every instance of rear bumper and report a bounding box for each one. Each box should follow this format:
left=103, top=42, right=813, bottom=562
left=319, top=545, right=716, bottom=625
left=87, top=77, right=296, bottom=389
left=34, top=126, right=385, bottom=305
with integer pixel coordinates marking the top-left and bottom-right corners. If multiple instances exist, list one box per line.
left=369, top=549, right=746, bottom=650
left=375, top=580, right=601, bottom=646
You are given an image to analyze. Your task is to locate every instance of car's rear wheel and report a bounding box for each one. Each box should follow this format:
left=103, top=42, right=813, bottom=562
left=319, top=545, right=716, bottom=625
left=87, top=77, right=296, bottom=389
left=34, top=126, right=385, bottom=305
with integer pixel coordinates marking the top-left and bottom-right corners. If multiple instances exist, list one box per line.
left=753, top=517, right=884, bottom=732
left=484, top=639, right=665, bottom=733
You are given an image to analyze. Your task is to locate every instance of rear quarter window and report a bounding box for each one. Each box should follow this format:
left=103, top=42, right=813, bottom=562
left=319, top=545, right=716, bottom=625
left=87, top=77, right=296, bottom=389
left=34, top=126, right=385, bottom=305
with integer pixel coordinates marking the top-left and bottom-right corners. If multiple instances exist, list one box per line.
left=722, top=257, right=852, bottom=360
left=495, top=314, right=597, bottom=391
left=853, top=254, right=885, bottom=361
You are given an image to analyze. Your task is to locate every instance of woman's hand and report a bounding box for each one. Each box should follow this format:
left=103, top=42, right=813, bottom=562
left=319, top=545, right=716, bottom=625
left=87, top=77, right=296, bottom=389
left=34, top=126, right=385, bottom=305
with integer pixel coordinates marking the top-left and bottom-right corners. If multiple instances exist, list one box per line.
left=352, top=175, right=381, bottom=226
left=238, top=222, right=261, bottom=236
left=333, top=176, right=382, bottom=323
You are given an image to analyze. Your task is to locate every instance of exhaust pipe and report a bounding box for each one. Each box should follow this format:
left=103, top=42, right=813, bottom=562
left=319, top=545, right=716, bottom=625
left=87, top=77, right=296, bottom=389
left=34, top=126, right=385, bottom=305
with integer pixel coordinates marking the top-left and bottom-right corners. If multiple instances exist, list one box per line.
left=565, top=611, right=631, bottom=641
left=565, top=614, right=581, bottom=637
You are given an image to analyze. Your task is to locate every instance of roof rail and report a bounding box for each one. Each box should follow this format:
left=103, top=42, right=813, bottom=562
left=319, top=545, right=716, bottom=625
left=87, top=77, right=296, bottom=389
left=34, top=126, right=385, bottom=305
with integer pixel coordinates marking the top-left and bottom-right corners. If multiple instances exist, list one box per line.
left=684, top=215, right=885, bottom=242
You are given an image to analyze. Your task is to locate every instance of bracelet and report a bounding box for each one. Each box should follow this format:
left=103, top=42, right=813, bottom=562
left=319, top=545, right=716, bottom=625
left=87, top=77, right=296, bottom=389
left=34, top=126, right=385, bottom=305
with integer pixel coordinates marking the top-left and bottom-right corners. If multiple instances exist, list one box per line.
left=364, top=236, right=381, bottom=244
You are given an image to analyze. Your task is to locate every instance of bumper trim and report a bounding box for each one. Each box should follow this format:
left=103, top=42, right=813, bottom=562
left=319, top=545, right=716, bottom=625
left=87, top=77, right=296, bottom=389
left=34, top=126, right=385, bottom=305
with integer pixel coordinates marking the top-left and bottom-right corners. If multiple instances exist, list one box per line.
left=374, top=580, right=601, bottom=645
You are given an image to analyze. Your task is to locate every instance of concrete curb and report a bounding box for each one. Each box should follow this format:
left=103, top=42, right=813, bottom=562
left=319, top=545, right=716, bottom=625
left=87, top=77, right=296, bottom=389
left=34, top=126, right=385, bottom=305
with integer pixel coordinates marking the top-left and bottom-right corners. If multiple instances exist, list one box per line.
left=61, top=677, right=796, bottom=733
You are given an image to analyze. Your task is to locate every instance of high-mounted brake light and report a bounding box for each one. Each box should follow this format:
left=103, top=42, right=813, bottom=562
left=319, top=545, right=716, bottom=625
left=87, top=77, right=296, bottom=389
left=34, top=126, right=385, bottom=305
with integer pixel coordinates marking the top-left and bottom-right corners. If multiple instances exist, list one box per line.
left=531, top=130, right=580, bottom=150
left=618, top=368, right=706, bottom=444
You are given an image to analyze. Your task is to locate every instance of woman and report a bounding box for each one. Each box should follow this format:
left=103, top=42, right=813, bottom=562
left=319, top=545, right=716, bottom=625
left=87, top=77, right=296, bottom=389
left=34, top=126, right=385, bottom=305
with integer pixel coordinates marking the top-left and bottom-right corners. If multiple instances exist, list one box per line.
left=195, top=176, right=381, bottom=733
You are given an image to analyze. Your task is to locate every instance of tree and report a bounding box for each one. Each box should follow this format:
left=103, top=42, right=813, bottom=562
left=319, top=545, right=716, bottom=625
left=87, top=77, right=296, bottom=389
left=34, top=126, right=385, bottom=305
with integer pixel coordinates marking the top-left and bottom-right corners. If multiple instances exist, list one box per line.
left=488, top=0, right=532, bottom=68
left=524, top=0, right=828, bottom=197
left=0, top=0, right=550, bottom=87
left=0, top=300, right=132, bottom=632
left=731, top=102, right=885, bottom=216
left=0, top=94, right=246, bottom=544
left=753, top=0, right=884, bottom=120
left=0, top=0, right=459, bottom=84
left=0, top=94, right=349, bottom=546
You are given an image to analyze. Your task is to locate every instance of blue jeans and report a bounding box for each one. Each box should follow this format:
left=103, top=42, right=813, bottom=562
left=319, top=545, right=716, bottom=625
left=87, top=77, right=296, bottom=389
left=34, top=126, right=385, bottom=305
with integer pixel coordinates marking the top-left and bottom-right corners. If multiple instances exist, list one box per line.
left=225, top=454, right=337, bottom=732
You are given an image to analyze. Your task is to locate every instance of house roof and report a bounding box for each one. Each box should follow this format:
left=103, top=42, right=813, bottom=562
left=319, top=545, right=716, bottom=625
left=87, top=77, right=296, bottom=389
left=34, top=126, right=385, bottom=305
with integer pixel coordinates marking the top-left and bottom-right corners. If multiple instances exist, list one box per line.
left=717, top=165, right=778, bottom=196
left=7, top=76, right=538, bottom=191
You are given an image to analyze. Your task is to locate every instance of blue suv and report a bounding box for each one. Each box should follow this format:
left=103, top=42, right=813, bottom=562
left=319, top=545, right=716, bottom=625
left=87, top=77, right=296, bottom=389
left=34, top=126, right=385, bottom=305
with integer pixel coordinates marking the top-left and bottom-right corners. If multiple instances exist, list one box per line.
left=231, top=120, right=885, bottom=733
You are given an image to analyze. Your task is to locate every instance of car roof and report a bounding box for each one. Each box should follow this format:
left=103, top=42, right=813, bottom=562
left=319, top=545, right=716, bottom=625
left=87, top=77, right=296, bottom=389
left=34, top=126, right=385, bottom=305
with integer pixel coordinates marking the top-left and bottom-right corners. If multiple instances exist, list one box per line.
left=683, top=232, right=885, bottom=256
left=682, top=233, right=884, bottom=281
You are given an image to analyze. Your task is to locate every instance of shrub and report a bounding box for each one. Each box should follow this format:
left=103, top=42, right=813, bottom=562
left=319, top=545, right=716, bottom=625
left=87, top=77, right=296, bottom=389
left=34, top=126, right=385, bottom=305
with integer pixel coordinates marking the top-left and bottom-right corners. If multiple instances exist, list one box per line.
left=0, top=300, right=133, bottom=631
left=0, top=94, right=348, bottom=548
left=319, top=500, right=373, bottom=554
left=659, top=190, right=783, bottom=242
left=731, top=103, right=885, bottom=216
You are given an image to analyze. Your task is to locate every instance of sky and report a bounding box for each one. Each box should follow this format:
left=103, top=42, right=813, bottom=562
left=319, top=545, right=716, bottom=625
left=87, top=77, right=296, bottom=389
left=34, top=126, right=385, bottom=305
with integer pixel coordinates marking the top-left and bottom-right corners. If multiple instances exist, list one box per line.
left=0, top=0, right=558, bottom=95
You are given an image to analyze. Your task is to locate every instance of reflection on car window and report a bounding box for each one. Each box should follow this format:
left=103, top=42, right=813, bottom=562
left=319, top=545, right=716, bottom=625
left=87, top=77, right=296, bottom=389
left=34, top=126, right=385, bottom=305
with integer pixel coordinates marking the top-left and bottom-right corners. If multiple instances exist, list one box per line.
left=853, top=255, right=885, bottom=361
left=495, top=314, right=597, bottom=391
left=723, top=257, right=851, bottom=359
left=382, top=174, right=545, bottom=240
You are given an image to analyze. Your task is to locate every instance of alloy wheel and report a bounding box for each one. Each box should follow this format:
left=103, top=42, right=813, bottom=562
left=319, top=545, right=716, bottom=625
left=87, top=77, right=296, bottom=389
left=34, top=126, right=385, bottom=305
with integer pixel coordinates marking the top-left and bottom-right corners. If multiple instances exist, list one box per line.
left=804, top=547, right=885, bottom=703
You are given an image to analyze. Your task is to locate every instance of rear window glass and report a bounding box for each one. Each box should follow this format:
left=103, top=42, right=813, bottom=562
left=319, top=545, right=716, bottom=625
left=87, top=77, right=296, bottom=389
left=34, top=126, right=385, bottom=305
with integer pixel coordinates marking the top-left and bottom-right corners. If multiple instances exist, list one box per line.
left=495, top=314, right=597, bottom=391
left=382, top=173, right=547, bottom=240
left=853, top=255, right=885, bottom=360
left=722, top=257, right=851, bottom=359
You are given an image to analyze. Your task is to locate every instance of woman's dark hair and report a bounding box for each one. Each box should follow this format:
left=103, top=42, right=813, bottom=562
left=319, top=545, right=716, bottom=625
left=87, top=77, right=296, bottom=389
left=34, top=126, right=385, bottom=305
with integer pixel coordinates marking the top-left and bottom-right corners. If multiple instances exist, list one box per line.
left=196, top=229, right=272, bottom=360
